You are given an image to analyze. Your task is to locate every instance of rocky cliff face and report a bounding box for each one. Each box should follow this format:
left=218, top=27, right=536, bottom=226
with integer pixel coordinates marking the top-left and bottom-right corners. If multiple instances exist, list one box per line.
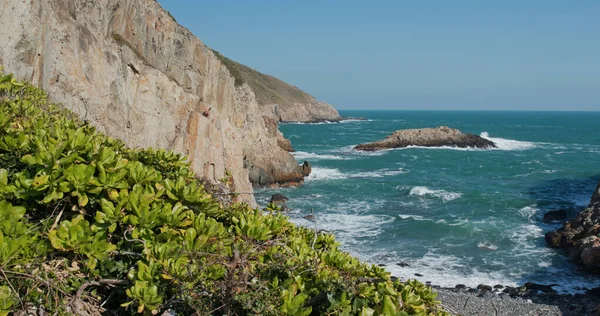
left=546, top=180, right=600, bottom=273
left=0, top=0, right=332, bottom=205
left=212, top=51, right=342, bottom=123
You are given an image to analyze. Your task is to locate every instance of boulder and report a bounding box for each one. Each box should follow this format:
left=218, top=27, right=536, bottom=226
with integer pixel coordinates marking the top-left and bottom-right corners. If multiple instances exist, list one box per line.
left=354, top=126, right=496, bottom=151
left=523, top=282, right=557, bottom=294
left=270, top=194, right=289, bottom=206
left=546, top=179, right=600, bottom=273
left=303, top=214, right=315, bottom=222
left=301, top=161, right=312, bottom=177
left=543, top=209, right=567, bottom=222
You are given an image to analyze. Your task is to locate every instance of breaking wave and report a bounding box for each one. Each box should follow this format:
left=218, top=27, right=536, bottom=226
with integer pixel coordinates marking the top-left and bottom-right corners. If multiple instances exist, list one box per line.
left=408, top=186, right=462, bottom=202
left=480, top=132, right=537, bottom=150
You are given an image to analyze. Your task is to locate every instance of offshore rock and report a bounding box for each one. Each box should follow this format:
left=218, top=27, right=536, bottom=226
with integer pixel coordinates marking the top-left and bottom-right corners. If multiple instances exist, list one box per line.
left=546, top=180, right=600, bottom=273
left=354, top=126, right=497, bottom=151
left=0, top=0, right=335, bottom=203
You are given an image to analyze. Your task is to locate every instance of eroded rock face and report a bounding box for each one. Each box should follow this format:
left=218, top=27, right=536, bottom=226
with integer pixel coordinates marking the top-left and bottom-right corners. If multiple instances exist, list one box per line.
left=354, top=126, right=497, bottom=151
left=546, top=180, right=600, bottom=273
left=0, top=0, right=325, bottom=204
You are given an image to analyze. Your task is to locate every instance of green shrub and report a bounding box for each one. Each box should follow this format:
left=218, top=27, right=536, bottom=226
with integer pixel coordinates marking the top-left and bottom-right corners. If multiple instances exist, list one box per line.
left=0, top=70, right=448, bottom=315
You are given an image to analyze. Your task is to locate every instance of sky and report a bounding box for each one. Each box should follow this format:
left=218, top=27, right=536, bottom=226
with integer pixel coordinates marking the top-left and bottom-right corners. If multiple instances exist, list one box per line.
left=158, top=1, right=600, bottom=111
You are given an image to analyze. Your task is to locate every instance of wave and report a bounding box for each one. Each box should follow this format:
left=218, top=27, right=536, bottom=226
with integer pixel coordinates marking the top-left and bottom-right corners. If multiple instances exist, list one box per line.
left=292, top=151, right=351, bottom=161
left=408, top=186, right=462, bottom=202
left=517, top=205, right=539, bottom=221
left=339, top=119, right=373, bottom=123
left=306, top=167, right=406, bottom=181
left=382, top=252, right=519, bottom=290
left=398, top=214, right=426, bottom=221
left=480, top=132, right=537, bottom=150
left=305, top=167, right=347, bottom=181
left=292, top=213, right=395, bottom=242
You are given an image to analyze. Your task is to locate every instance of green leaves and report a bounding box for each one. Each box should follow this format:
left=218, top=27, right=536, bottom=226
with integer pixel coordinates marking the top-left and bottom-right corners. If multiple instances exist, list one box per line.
left=0, top=286, right=16, bottom=316
left=48, top=215, right=116, bottom=270
left=0, top=71, right=449, bottom=316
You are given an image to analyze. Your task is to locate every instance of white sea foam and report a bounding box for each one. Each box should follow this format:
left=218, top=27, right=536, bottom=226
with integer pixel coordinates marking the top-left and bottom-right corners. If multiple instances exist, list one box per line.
left=292, top=213, right=395, bottom=242
left=518, top=205, right=539, bottom=220
left=480, top=132, right=537, bottom=150
left=305, top=167, right=406, bottom=181
left=538, top=261, right=552, bottom=268
left=292, top=151, right=351, bottom=161
left=339, top=119, right=373, bottom=123
left=353, top=169, right=406, bottom=178
left=305, top=167, right=346, bottom=181
left=336, top=145, right=389, bottom=156
left=507, top=224, right=544, bottom=250
left=398, top=214, right=426, bottom=221
left=409, top=186, right=462, bottom=202
left=383, top=253, right=518, bottom=289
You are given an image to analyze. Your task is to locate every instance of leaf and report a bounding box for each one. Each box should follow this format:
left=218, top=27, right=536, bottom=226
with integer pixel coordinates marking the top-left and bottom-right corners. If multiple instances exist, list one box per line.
left=78, top=194, right=89, bottom=207
left=382, top=295, right=396, bottom=316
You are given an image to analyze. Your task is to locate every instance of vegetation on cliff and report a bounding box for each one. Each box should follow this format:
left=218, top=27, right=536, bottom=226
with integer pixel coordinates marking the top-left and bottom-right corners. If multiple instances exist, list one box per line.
left=0, top=71, right=447, bottom=315
left=211, top=50, right=316, bottom=107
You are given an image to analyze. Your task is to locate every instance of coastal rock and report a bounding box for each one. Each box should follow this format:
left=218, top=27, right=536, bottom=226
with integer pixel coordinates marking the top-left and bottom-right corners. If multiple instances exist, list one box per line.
left=354, top=126, right=497, bottom=151
left=211, top=52, right=342, bottom=123
left=543, top=209, right=567, bottom=222
left=301, top=161, right=312, bottom=177
left=546, top=179, right=600, bottom=273
left=523, top=282, right=557, bottom=294
left=0, top=0, right=336, bottom=204
left=270, top=194, right=289, bottom=206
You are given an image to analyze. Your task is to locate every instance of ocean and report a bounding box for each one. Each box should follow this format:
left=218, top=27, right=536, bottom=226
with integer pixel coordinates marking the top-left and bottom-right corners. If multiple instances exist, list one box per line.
left=255, top=110, right=600, bottom=294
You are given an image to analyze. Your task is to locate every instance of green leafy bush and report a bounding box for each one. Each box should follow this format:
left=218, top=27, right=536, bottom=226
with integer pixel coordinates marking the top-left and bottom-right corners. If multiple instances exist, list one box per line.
left=0, top=70, right=449, bottom=315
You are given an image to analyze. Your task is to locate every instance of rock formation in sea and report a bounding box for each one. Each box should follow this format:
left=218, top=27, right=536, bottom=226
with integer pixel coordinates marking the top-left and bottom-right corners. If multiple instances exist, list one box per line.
left=545, top=180, right=600, bottom=273
left=354, top=126, right=497, bottom=151
left=0, top=0, right=341, bottom=206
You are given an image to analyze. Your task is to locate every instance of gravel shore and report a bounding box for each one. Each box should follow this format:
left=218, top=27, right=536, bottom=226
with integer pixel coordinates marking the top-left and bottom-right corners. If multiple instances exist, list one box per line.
left=434, top=287, right=599, bottom=316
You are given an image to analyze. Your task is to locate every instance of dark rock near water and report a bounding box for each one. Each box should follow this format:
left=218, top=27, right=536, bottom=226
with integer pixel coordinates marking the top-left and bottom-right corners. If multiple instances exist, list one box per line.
left=545, top=179, right=600, bottom=273
left=503, top=287, right=519, bottom=297
left=494, top=284, right=504, bottom=289
left=477, top=284, right=493, bottom=292
left=270, top=194, right=289, bottom=205
left=543, top=209, right=567, bottom=222
left=354, top=126, right=497, bottom=151
left=396, top=261, right=410, bottom=267
left=301, top=161, right=312, bottom=177
left=524, top=282, right=557, bottom=294
left=303, top=214, right=315, bottom=222
left=455, top=284, right=467, bottom=290
left=414, top=273, right=423, bottom=277
left=587, top=286, right=600, bottom=298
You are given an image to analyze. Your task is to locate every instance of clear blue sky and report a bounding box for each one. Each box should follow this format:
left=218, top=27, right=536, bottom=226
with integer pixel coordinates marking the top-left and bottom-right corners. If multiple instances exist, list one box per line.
left=158, top=1, right=599, bottom=111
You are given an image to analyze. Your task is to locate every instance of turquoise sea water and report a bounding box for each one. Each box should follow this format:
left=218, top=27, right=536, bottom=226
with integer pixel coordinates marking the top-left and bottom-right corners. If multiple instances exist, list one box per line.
left=255, top=110, right=600, bottom=293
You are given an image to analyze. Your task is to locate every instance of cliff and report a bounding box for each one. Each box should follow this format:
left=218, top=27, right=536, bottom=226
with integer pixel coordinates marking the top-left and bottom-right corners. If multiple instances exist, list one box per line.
left=0, top=0, right=336, bottom=205
left=546, top=179, right=600, bottom=273
left=212, top=51, right=342, bottom=123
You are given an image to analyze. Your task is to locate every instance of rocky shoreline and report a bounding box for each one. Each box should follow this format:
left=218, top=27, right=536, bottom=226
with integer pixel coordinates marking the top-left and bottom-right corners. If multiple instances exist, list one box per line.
left=431, top=282, right=600, bottom=315
left=355, top=126, right=497, bottom=151
left=271, top=189, right=600, bottom=315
